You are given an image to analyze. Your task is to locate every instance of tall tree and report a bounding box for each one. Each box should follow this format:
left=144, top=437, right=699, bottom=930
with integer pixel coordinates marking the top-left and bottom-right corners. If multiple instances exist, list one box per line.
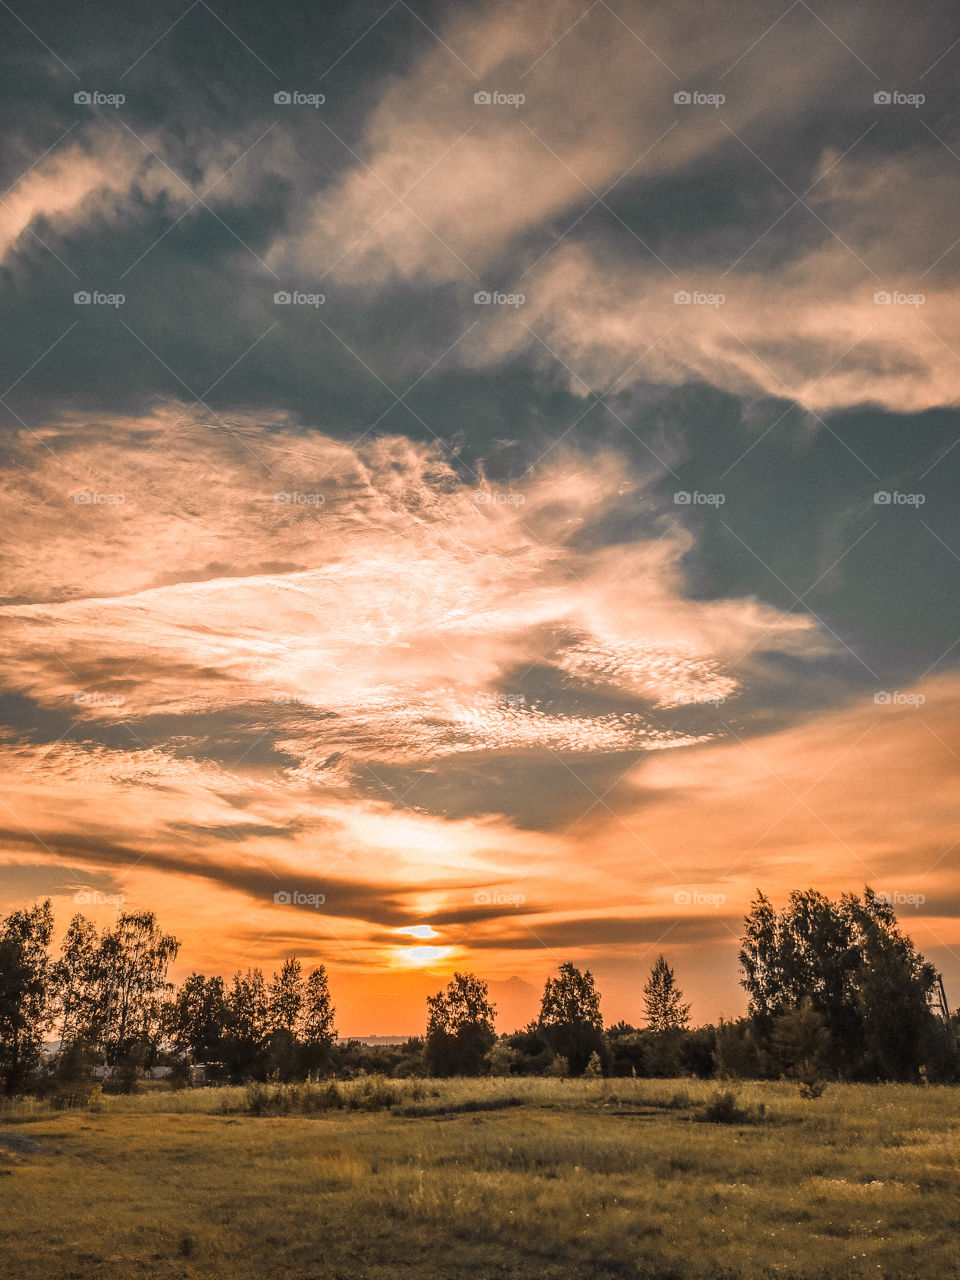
left=54, top=914, right=103, bottom=1053
left=0, top=901, right=54, bottom=1093
left=425, top=972, right=496, bottom=1076
left=269, top=958, right=304, bottom=1036
left=225, top=968, right=270, bottom=1081
left=167, top=973, right=228, bottom=1065
left=96, top=912, right=180, bottom=1072
left=642, top=955, right=691, bottom=1031
left=538, top=962, right=605, bottom=1076
left=300, top=966, right=336, bottom=1077
left=266, top=958, right=305, bottom=1081
left=740, top=887, right=956, bottom=1080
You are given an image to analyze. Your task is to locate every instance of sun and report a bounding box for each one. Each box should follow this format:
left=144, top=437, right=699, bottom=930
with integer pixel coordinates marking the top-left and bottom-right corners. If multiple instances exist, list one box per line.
left=397, top=925, right=440, bottom=939
left=394, top=944, right=455, bottom=969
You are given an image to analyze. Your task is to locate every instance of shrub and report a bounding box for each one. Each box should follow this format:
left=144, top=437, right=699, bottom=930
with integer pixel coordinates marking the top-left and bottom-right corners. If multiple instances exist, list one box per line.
left=703, top=1089, right=753, bottom=1124
left=244, top=1081, right=270, bottom=1115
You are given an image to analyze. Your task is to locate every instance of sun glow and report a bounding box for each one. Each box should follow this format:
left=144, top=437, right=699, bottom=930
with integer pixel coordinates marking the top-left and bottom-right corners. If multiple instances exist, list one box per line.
left=394, top=944, right=455, bottom=969
left=397, top=925, right=440, bottom=939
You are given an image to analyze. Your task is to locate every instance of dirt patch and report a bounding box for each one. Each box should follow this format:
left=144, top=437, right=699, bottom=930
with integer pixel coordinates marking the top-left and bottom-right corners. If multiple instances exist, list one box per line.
left=0, top=1131, right=43, bottom=1153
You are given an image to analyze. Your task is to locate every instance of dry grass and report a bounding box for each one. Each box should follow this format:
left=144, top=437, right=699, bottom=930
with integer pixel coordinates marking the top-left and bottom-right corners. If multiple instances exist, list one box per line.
left=0, top=1077, right=956, bottom=1279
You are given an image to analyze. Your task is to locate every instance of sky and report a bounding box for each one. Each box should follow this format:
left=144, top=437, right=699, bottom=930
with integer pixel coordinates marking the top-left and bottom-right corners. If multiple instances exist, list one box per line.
left=1, top=0, right=959, bottom=1037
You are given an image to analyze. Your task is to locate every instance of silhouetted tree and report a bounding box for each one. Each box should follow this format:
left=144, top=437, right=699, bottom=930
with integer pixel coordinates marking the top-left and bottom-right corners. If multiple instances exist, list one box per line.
left=96, top=912, right=180, bottom=1080
left=770, top=996, right=829, bottom=1079
left=0, top=901, right=54, bottom=1093
left=167, top=973, right=228, bottom=1066
left=266, top=957, right=304, bottom=1080
left=53, top=914, right=102, bottom=1056
left=224, top=968, right=270, bottom=1081
left=740, top=887, right=956, bottom=1080
left=643, top=955, right=690, bottom=1031
left=606, top=1021, right=645, bottom=1076
left=425, top=972, right=496, bottom=1076
left=300, top=965, right=336, bottom=1077
left=538, top=962, right=605, bottom=1076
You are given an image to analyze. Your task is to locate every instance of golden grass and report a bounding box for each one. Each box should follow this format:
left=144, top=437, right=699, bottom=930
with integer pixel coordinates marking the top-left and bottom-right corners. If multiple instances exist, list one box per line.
left=0, top=1077, right=956, bottom=1279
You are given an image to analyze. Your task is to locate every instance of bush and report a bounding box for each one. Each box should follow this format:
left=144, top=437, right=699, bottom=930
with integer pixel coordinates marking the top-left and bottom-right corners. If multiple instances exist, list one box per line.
left=797, top=1069, right=827, bottom=1100
left=702, top=1089, right=761, bottom=1125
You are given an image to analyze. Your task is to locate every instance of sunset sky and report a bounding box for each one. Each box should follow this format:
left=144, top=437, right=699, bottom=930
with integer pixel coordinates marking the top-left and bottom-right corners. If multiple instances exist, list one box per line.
left=2, top=0, right=959, bottom=1036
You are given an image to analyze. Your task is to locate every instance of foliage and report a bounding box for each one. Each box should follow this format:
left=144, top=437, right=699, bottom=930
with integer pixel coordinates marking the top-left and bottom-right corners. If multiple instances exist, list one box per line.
left=425, top=972, right=496, bottom=1076
left=702, top=1088, right=751, bottom=1124
left=740, top=886, right=956, bottom=1080
left=0, top=900, right=55, bottom=1093
left=538, top=961, right=606, bottom=1076
left=643, top=954, right=691, bottom=1031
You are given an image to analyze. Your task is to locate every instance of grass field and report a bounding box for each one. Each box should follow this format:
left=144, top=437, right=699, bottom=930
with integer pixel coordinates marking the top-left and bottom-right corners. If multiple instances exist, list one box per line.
left=0, top=1077, right=957, bottom=1279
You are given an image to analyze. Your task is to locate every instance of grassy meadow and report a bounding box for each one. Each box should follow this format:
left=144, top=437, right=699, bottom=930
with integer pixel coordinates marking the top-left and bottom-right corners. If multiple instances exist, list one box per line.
left=0, top=1076, right=957, bottom=1279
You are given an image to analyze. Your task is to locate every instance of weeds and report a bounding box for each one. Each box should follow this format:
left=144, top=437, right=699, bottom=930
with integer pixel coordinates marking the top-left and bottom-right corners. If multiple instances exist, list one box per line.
left=702, top=1089, right=766, bottom=1125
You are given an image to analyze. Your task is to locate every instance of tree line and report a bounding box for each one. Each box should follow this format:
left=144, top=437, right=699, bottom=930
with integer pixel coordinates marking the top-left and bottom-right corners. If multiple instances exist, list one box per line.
left=0, top=887, right=957, bottom=1095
